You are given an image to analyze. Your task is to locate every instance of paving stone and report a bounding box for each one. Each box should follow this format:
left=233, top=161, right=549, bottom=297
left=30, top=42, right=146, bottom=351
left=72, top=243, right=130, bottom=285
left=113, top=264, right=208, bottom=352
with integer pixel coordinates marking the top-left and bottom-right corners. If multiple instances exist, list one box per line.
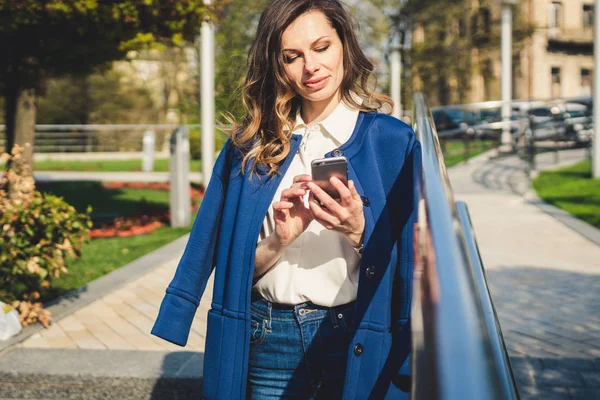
left=569, top=388, right=600, bottom=400
left=510, top=357, right=545, bottom=372
left=580, top=371, right=600, bottom=388
left=533, top=369, right=586, bottom=388
left=543, top=358, right=596, bottom=372
left=39, top=324, right=69, bottom=339
left=518, top=385, right=570, bottom=400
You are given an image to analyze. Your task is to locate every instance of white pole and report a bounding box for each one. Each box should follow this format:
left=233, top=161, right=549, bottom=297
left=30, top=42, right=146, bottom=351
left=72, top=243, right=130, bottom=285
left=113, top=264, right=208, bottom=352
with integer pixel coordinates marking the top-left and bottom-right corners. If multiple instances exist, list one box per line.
left=391, top=47, right=402, bottom=119
left=501, top=2, right=514, bottom=151
left=594, top=0, right=600, bottom=178
left=201, top=0, right=215, bottom=187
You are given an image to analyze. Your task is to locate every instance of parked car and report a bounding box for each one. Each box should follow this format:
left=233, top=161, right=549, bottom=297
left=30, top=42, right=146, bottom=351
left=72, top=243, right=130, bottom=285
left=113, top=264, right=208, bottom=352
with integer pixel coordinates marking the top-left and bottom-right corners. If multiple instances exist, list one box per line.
left=431, top=108, right=475, bottom=137
left=471, top=107, right=521, bottom=140
left=526, top=102, right=591, bottom=142
left=562, top=102, right=593, bottom=142
left=526, top=105, right=566, bottom=140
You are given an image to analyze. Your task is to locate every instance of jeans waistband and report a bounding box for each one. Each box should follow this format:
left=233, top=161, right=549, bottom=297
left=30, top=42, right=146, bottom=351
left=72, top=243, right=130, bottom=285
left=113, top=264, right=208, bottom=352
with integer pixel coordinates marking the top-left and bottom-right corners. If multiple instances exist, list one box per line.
left=250, top=292, right=355, bottom=322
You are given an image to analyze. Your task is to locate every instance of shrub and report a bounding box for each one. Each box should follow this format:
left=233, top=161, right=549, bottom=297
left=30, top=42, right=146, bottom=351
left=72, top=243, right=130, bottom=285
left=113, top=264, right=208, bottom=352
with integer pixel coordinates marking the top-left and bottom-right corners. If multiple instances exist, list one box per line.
left=0, top=145, right=92, bottom=324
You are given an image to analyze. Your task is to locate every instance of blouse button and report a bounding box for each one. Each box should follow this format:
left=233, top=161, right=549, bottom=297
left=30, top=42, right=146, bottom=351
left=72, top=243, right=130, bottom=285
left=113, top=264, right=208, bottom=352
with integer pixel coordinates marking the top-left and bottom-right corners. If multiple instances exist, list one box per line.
left=361, top=196, right=370, bottom=207
left=332, top=148, right=343, bottom=157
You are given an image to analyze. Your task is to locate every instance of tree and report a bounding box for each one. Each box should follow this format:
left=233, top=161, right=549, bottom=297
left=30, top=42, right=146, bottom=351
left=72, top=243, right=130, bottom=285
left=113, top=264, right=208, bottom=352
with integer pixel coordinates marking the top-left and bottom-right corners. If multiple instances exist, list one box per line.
left=0, top=0, right=215, bottom=169
left=398, top=0, right=533, bottom=107
left=213, top=0, right=270, bottom=123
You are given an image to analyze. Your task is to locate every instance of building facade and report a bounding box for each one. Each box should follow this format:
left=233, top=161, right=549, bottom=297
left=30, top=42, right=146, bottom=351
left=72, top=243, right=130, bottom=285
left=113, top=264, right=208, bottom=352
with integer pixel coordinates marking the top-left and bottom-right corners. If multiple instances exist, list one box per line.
left=520, top=0, right=594, bottom=100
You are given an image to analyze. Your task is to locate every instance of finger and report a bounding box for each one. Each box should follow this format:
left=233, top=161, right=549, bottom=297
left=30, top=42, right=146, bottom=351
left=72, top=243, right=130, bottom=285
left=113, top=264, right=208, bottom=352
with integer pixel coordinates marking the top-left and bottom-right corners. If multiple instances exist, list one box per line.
left=348, top=180, right=362, bottom=201
left=291, top=181, right=310, bottom=190
left=280, top=187, right=307, bottom=200
left=272, top=201, right=294, bottom=210
left=308, top=194, right=338, bottom=229
left=307, top=182, right=343, bottom=214
left=330, top=177, right=353, bottom=204
left=293, top=174, right=313, bottom=184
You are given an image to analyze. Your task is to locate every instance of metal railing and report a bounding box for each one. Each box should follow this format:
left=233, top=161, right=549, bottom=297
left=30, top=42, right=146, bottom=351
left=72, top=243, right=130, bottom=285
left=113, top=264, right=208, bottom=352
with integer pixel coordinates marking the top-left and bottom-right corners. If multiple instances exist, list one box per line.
left=0, top=124, right=210, bottom=153
left=426, top=96, right=594, bottom=171
left=411, top=92, right=519, bottom=399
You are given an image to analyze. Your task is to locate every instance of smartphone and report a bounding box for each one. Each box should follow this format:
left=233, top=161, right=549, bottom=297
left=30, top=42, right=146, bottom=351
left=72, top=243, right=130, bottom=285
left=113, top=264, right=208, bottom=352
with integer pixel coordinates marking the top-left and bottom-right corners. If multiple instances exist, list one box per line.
left=310, top=156, right=348, bottom=200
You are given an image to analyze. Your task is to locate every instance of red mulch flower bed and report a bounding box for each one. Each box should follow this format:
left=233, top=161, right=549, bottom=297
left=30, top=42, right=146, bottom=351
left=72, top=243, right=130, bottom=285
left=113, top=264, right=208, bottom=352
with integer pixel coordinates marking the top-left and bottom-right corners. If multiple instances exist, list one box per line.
left=89, top=182, right=204, bottom=239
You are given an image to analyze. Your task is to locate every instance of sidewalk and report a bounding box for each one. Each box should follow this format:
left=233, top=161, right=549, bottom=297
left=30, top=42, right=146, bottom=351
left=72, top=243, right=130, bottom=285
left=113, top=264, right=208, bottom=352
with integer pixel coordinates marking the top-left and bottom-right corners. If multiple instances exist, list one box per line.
left=15, top=257, right=212, bottom=353
left=0, top=148, right=598, bottom=399
left=449, top=149, right=600, bottom=399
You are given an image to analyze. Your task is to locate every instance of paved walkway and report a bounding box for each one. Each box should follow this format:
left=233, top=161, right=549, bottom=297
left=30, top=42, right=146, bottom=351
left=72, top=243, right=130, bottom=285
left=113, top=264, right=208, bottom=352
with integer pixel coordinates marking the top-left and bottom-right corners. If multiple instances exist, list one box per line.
left=449, top=149, right=600, bottom=400
left=3, top=148, right=599, bottom=399
left=16, top=259, right=213, bottom=353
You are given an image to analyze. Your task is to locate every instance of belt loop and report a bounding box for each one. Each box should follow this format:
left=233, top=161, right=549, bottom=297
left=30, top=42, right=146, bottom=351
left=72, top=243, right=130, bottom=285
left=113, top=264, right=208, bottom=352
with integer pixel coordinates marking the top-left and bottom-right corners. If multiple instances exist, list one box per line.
left=267, top=300, right=272, bottom=331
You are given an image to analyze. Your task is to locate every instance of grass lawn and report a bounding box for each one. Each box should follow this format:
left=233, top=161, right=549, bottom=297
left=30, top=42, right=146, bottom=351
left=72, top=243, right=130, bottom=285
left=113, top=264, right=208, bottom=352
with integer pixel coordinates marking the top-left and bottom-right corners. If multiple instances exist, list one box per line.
left=442, top=139, right=495, bottom=168
left=37, top=181, right=197, bottom=302
left=532, top=160, right=600, bottom=230
left=43, top=224, right=192, bottom=301
left=29, top=158, right=202, bottom=172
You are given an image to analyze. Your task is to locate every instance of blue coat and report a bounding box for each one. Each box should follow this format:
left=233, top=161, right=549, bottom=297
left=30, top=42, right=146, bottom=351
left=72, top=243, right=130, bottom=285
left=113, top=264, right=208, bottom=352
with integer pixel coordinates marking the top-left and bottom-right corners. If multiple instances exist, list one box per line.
left=152, top=112, right=422, bottom=399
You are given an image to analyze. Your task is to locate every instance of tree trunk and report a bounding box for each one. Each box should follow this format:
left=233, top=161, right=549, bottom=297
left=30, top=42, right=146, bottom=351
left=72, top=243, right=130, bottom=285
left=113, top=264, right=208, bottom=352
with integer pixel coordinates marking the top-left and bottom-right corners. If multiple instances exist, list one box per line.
left=10, top=88, right=36, bottom=173
left=4, top=86, right=17, bottom=156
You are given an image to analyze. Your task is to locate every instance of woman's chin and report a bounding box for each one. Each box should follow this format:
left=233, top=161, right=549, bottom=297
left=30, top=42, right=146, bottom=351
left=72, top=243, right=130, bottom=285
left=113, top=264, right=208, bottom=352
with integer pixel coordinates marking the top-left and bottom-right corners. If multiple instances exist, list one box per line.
left=299, top=88, right=338, bottom=104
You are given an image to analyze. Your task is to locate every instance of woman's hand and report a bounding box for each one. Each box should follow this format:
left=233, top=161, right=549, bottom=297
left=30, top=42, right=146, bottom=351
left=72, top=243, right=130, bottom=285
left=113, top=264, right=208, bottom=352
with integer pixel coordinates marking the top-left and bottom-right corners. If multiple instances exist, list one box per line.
left=272, top=174, right=314, bottom=247
left=307, top=178, right=365, bottom=247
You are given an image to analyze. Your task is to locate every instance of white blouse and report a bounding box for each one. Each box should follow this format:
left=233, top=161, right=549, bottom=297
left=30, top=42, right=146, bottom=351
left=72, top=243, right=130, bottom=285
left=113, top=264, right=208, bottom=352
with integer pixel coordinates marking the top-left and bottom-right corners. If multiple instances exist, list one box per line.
left=253, top=100, right=361, bottom=307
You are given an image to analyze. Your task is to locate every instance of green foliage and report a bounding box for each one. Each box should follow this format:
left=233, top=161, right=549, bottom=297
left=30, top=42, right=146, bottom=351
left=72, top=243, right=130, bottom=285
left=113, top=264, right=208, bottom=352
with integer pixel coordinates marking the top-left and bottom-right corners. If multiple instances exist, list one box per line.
left=37, top=68, right=158, bottom=124
left=401, top=0, right=534, bottom=106
left=214, top=0, right=270, bottom=123
left=0, top=146, right=92, bottom=302
left=0, top=0, right=211, bottom=93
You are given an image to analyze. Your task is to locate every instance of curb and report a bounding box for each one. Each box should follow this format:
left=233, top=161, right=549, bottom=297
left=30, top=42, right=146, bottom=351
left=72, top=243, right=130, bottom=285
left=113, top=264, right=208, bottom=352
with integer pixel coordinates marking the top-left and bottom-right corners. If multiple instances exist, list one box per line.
left=523, top=189, right=600, bottom=248
left=0, top=234, right=190, bottom=354
left=0, top=348, right=203, bottom=400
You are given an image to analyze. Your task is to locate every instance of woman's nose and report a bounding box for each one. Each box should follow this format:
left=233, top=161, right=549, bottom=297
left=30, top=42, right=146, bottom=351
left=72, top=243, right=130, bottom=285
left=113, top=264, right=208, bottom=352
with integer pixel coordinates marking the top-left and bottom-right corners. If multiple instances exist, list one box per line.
left=304, top=55, right=320, bottom=74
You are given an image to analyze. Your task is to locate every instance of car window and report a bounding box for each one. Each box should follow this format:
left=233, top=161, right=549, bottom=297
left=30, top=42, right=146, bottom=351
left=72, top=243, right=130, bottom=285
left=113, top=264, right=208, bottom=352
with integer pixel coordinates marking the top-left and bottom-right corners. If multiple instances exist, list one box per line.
left=529, top=108, right=552, bottom=117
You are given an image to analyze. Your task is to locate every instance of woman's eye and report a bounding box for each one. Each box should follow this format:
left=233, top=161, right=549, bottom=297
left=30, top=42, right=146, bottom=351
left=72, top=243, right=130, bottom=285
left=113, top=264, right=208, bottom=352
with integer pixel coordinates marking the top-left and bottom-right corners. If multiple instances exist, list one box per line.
left=315, top=46, right=330, bottom=53
left=284, top=55, right=298, bottom=64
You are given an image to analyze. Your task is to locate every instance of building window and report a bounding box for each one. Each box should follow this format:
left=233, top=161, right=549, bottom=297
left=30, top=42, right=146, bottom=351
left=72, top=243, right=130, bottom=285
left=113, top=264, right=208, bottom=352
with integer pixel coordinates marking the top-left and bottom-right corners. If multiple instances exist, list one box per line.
left=581, top=68, right=592, bottom=96
left=583, top=4, right=594, bottom=29
left=551, top=67, right=561, bottom=98
left=549, top=1, right=563, bottom=35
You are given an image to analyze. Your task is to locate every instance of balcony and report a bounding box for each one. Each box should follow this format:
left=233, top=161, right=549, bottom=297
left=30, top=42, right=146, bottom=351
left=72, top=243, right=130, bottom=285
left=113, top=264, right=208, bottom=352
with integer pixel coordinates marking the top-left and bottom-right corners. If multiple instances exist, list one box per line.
left=548, top=27, right=594, bottom=45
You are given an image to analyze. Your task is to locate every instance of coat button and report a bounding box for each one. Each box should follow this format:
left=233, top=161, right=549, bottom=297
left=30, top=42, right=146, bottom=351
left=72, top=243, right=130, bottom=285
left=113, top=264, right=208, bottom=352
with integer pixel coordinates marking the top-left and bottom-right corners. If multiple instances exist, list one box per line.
left=366, top=266, right=376, bottom=279
left=361, top=196, right=370, bottom=207
left=332, top=148, right=343, bottom=157
left=354, top=343, right=364, bottom=356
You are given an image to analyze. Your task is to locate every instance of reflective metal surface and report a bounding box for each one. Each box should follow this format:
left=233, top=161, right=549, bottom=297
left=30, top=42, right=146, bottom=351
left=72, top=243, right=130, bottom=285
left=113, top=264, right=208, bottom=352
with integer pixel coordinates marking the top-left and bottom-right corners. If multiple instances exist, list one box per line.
left=411, top=92, right=519, bottom=399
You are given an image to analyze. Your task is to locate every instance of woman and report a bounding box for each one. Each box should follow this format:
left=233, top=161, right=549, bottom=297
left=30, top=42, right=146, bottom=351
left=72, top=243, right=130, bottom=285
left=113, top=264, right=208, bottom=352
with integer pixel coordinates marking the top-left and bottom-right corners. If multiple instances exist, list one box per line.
left=152, top=0, right=421, bottom=399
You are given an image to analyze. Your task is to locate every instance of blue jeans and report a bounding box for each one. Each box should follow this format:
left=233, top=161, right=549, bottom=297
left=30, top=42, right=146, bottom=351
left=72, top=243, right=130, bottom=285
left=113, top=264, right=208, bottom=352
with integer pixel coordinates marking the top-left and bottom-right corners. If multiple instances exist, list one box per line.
left=247, top=296, right=355, bottom=399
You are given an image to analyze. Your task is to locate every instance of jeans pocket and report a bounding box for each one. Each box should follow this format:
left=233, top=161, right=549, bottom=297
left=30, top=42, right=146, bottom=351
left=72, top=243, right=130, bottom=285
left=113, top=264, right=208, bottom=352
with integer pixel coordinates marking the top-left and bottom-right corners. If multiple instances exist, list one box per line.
left=250, top=315, right=266, bottom=347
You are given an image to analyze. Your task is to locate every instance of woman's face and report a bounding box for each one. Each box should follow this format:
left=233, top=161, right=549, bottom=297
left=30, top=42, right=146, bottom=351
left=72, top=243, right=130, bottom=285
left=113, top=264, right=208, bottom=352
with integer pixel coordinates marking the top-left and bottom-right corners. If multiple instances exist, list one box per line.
left=280, top=11, right=344, bottom=106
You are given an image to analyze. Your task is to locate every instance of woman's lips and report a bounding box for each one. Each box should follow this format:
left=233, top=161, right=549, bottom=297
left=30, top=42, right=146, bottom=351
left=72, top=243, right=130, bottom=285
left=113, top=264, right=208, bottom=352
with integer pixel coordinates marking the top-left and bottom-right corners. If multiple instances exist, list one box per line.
left=304, top=76, right=329, bottom=90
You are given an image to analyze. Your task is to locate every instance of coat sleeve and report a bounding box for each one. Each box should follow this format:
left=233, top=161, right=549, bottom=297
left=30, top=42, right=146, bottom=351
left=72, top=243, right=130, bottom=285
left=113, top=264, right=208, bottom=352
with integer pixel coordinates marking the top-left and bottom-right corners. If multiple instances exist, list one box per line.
left=151, top=141, right=231, bottom=346
left=391, top=134, right=422, bottom=387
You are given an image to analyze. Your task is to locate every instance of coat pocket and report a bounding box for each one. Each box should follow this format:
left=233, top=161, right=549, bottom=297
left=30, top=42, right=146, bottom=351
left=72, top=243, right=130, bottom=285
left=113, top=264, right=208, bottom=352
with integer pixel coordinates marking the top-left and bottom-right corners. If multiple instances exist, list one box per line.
left=202, top=310, right=224, bottom=399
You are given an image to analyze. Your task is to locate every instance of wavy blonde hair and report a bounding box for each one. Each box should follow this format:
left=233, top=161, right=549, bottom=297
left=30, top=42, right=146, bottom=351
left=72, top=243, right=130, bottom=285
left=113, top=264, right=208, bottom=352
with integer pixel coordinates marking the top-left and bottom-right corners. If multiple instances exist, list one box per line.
left=232, top=0, right=393, bottom=176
